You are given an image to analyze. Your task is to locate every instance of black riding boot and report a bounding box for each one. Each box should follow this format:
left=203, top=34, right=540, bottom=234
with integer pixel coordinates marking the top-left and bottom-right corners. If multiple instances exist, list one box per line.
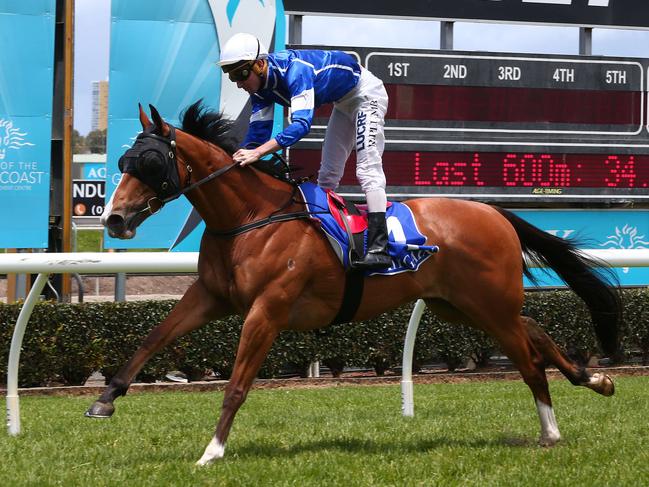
left=352, top=212, right=392, bottom=270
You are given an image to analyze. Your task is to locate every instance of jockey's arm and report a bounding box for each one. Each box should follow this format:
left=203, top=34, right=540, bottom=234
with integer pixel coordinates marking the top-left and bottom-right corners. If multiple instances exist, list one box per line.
left=235, top=61, right=315, bottom=166
left=233, top=138, right=281, bottom=166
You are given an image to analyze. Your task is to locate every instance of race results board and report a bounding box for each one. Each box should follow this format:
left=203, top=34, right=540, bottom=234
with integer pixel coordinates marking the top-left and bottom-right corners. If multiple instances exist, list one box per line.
left=287, top=47, right=649, bottom=202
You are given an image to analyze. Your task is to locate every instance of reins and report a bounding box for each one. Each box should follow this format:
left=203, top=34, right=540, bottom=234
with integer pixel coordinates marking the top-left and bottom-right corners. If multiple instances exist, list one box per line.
left=134, top=125, right=325, bottom=237
left=140, top=160, right=240, bottom=215
left=205, top=184, right=314, bottom=238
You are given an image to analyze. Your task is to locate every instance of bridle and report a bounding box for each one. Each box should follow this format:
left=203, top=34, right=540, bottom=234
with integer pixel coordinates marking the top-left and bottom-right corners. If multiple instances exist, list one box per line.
left=118, top=125, right=239, bottom=216
left=118, top=125, right=312, bottom=236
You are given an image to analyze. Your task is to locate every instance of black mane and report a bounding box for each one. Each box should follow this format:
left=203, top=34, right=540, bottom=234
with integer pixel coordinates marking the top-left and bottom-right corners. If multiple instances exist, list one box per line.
left=180, top=100, right=239, bottom=155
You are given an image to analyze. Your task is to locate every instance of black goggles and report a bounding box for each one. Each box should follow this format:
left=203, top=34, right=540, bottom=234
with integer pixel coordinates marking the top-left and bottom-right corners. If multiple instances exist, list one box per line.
left=227, top=62, right=254, bottom=82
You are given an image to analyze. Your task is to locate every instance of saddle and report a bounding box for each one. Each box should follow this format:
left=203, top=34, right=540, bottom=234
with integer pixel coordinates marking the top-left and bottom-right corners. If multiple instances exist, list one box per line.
left=298, top=182, right=439, bottom=276
left=297, top=182, right=439, bottom=325
left=325, top=190, right=367, bottom=265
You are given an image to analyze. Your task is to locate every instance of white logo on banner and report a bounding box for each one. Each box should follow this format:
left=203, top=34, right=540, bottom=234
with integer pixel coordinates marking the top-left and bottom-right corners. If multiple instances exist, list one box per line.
left=121, top=132, right=140, bottom=150
left=601, top=224, right=649, bottom=250
left=0, top=119, right=35, bottom=160
left=600, top=224, right=649, bottom=273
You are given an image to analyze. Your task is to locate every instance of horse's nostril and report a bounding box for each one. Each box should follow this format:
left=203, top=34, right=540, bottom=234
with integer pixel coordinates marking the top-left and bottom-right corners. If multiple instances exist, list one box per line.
left=105, top=214, right=126, bottom=235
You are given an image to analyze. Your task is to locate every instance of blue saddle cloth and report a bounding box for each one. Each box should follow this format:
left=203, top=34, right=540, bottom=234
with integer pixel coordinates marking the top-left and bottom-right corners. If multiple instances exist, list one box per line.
left=298, top=182, right=439, bottom=276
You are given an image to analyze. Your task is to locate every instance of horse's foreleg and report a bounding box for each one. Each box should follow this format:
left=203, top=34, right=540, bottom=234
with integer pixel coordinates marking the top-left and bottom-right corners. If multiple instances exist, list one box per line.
left=86, top=279, right=228, bottom=418
left=522, top=316, right=614, bottom=396
left=196, top=307, right=279, bottom=466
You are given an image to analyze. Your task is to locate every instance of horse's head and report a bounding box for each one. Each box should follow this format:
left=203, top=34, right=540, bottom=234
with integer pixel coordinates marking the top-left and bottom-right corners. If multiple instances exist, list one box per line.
left=102, top=105, right=189, bottom=239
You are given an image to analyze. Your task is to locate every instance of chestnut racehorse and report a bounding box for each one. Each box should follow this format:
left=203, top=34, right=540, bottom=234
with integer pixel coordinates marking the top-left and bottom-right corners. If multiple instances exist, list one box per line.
left=87, top=102, right=621, bottom=465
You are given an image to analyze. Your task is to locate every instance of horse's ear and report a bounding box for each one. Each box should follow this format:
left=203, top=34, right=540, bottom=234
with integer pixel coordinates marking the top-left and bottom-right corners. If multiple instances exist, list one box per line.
left=149, top=104, right=170, bottom=136
left=138, top=103, right=152, bottom=130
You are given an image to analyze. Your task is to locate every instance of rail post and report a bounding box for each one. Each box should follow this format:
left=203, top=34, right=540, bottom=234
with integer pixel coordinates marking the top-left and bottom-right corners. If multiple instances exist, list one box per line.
left=401, top=299, right=427, bottom=417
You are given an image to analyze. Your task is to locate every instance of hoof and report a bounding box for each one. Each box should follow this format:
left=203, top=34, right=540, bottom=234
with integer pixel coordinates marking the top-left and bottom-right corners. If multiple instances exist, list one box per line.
left=196, top=438, right=225, bottom=466
left=538, top=435, right=560, bottom=447
left=85, top=401, right=115, bottom=418
left=589, top=373, right=615, bottom=397
left=196, top=455, right=223, bottom=467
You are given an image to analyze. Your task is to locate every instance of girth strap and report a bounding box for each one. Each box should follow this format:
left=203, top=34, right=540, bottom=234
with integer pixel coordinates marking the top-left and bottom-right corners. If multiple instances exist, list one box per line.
left=330, top=270, right=365, bottom=325
left=206, top=211, right=312, bottom=238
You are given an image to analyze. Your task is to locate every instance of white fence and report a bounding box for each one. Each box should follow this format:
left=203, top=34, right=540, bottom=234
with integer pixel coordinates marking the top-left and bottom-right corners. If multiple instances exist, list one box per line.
left=1, top=252, right=197, bottom=436
left=2, top=249, right=648, bottom=435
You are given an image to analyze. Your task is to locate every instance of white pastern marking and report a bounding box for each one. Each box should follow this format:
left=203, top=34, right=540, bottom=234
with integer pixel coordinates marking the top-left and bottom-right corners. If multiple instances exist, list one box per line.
left=536, top=400, right=561, bottom=445
left=196, top=437, right=225, bottom=466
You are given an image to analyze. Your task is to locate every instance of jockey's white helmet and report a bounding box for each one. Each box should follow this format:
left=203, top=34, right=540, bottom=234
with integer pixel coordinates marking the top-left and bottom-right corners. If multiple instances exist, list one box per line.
left=218, top=33, right=268, bottom=69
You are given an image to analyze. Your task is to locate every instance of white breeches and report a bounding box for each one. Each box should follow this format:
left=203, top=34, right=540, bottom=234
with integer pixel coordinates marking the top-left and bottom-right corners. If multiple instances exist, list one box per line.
left=317, top=68, right=388, bottom=212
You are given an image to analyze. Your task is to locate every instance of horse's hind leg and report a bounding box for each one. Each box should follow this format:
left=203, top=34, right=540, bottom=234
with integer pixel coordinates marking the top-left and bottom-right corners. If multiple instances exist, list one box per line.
left=522, top=316, right=614, bottom=396
left=86, top=279, right=228, bottom=418
left=488, top=316, right=561, bottom=446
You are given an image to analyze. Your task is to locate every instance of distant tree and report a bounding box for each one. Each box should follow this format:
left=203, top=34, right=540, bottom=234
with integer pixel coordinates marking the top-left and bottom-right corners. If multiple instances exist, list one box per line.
left=86, top=129, right=107, bottom=154
left=72, top=129, right=88, bottom=154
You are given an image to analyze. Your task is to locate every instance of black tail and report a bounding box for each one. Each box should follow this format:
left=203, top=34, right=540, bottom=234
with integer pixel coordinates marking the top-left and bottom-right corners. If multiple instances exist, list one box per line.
left=495, top=207, right=622, bottom=357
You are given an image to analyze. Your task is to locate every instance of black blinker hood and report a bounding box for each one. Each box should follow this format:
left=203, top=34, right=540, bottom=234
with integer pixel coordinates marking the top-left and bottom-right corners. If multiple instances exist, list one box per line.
left=118, top=124, right=179, bottom=199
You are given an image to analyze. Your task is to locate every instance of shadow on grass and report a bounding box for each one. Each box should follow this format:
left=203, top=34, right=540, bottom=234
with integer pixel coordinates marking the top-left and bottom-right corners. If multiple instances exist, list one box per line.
left=229, top=434, right=536, bottom=459
left=86, top=433, right=539, bottom=466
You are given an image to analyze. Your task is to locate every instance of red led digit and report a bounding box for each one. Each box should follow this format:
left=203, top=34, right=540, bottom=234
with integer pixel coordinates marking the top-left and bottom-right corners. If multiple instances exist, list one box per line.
left=503, top=154, right=519, bottom=187
left=619, top=155, right=636, bottom=188
left=522, top=154, right=534, bottom=187
left=472, top=153, right=485, bottom=186
left=605, top=155, right=620, bottom=187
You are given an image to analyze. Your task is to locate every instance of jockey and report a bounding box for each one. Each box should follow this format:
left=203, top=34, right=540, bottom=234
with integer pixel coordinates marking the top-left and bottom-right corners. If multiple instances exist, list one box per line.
left=218, top=32, right=391, bottom=270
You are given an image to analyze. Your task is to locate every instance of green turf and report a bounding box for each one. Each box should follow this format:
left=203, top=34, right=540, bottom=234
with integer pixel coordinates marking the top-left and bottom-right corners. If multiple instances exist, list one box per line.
left=73, top=229, right=165, bottom=252
left=1, top=377, right=648, bottom=486
left=74, top=229, right=103, bottom=252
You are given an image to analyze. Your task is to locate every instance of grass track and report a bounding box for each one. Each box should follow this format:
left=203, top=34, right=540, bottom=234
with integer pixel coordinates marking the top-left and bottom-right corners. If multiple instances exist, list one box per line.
left=2, top=376, right=649, bottom=486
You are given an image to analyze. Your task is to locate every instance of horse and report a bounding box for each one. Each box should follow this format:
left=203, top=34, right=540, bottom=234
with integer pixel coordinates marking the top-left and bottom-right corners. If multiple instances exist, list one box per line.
left=87, top=101, right=621, bottom=466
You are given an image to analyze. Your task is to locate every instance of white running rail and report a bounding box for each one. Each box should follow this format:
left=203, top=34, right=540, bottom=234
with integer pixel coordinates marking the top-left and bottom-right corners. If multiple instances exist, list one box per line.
left=1, top=252, right=198, bottom=436
left=400, top=248, right=649, bottom=417
left=2, top=249, right=648, bottom=435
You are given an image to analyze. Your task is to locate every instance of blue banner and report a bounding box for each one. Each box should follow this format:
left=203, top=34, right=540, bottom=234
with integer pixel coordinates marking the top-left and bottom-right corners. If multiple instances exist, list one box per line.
left=82, top=163, right=106, bottom=180
left=515, top=210, right=649, bottom=287
left=0, top=1, right=56, bottom=248
left=106, top=0, right=286, bottom=249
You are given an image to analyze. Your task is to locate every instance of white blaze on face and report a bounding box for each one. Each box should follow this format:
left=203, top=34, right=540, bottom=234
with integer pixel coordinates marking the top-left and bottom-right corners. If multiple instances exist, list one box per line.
left=207, top=0, right=277, bottom=120
left=100, top=188, right=117, bottom=226
left=101, top=173, right=125, bottom=226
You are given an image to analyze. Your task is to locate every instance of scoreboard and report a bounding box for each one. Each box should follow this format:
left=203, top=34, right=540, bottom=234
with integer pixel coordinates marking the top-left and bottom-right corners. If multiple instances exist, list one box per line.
left=286, top=46, right=649, bottom=202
